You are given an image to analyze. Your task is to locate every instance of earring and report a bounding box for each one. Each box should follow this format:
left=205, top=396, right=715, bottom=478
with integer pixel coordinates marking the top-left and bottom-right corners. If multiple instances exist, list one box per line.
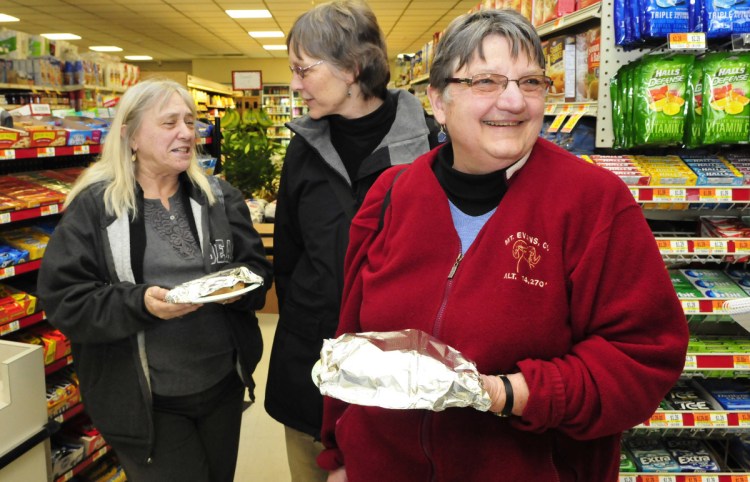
left=438, top=124, right=447, bottom=143
left=131, top=150, right=137, bottom=162
left=347, top=89, right=351, bottom=97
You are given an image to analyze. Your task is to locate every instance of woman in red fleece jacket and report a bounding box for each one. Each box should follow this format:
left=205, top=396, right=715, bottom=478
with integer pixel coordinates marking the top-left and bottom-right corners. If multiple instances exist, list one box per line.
left=318, top=9, right=689, bottom=482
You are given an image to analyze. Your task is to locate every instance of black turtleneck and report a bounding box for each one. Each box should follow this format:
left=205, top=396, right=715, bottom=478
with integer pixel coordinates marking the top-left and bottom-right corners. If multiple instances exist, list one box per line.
left=432, top=145, right=509, bottom=216
left=328, top=94, right=396, bottom=182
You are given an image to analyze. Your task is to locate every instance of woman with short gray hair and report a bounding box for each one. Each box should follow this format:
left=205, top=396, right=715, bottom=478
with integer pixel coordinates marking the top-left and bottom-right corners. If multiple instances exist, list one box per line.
left=318, top=9, right=687, bottom=481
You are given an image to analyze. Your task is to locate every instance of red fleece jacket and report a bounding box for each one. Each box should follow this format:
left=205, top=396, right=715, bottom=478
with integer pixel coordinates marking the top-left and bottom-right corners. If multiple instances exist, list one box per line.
left=318, top=138, right=688, bottom=482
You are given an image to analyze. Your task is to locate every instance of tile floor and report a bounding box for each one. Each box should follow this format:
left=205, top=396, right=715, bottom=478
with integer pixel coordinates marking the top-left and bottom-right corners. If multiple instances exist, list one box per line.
left=234, top=313, right=292, bottom=481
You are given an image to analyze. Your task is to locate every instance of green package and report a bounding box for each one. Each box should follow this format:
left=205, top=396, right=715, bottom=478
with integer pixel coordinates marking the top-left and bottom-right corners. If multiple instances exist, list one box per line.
left=685, top=57, right=705, bottom=148
left=610, top=71, right=622, bottom=148
left=702, top=52, right=750, bottom=145
left=633, top=54, right=695, bottom=147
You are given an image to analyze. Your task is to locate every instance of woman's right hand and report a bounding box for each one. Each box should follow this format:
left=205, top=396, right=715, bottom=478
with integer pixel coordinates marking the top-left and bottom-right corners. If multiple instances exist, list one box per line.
left=327, top=466, right=348, bottom=482
left=144, top=286, right=202, bottom=320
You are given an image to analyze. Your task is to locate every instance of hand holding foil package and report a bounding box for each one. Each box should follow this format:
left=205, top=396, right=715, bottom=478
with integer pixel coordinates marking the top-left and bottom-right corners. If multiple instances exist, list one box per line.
left=164, top=267, right=263, bottom=303
left=312, top=329, right=492, bottom=412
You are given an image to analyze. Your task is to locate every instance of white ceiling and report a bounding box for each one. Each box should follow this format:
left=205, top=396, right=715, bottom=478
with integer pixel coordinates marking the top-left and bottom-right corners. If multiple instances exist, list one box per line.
left=1, top=0, right=479, bottom=61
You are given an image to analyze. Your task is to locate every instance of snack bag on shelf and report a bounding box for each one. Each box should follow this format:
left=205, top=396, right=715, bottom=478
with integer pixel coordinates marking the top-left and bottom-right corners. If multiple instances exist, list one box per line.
left=642, top=0, right=690, bottom=39
left=684, top=57, right=705, bottom=147
left=702, top=52, right=750, bottom=146
left=704, top=0, right=750, bottom=38
left=633, top=54, right=695, bottom=147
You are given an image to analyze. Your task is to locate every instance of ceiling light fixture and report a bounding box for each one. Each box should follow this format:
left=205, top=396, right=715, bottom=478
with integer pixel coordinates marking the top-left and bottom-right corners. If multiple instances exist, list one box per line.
left=89, top=46, right=123, bottom=52
left=125, top=55, right=153, bottom=61
left=41, top=33, right=81, bottom=40
left=226, top=10, right=271, bottom=19
left=263, top=45, right=287, bottom=51
left=249, top=31, right=284, bottom=38
left=0, top=14, right=20, bottom=22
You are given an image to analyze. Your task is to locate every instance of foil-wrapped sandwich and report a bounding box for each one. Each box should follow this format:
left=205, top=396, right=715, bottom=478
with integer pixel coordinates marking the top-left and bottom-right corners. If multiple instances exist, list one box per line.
left=312, top=329, right=492, bottom=412
left=164, top=266, right=263, bottom=304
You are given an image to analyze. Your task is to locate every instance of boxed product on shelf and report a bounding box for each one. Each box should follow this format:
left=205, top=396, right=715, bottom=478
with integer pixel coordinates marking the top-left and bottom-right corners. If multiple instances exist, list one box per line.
left=50, top=440, right=85, bottom=478
left=57, top=415, right=105, bottom=458
left=14, top=171, right=73, bottom=195
left=662, top=437, right=721, bottom=472
left=0, top=244, right=29, bottom=268
left=0, top=225, right=50, bottom=260
left=619, top=445, right=637, bottom=472
left=664, top=379, right=721, bottom=410
left=28, top=323, right=70, bottom=361
left=693, top=378, right=750, bottom=410
left=46, top=369, right=80, bottom=418
left=574, top=27, right=600, bottom=102
left=11, top=116, right=67, bottom=147
left=0, top=126, right=32, bottom=149
left=0, top=175, right=66, bottom=208
left=680, top=268, right=748, bottom=299
left=0, top=283, right=37, bottom=325
left=546, top=35, right=576, bottom=102
left=726, top=267, right=750, bottom=295
left=10, top=330, right=56, bottom=365
left=624, top=436, right=681, bottom=472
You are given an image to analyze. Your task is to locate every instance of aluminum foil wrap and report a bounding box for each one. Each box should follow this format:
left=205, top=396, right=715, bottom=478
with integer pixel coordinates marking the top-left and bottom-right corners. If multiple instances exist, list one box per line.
left=312, top=329, right=492, bottom=412
left=164, top=267, right=263, bottom=303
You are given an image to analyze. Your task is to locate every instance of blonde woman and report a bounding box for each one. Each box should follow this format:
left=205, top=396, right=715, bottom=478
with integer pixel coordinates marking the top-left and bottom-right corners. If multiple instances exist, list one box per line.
left=38, top=78, right=272, bottom=481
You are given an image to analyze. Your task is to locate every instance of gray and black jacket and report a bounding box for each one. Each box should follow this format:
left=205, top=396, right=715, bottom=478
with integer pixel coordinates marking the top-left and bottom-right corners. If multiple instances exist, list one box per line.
left=264, top=89, right=441, bottom=438
left=37, top=174, right=272, bottom=463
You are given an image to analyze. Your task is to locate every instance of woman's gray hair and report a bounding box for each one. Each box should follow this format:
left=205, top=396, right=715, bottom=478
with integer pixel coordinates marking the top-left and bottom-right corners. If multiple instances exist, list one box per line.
left=429, top=9, right=545, bottom=94
left=287, top=0, right=390, bottom=100
left=65, top=78, right=215, bottom=219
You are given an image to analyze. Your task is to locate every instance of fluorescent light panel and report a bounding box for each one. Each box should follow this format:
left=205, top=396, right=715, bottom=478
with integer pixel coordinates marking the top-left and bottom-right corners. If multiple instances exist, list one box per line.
left=41, top=33, right=81, bottom=40
left=89, top=46, right=122, bottom=52
left=125, top=55, right=153, bottom=61
left=226, top=9, right=271, bottom=18
left=263, top=45, right=287, bottom=51
left=0, top=14, right=20, bottom=22
left=249, top=31, right=284, bottom=38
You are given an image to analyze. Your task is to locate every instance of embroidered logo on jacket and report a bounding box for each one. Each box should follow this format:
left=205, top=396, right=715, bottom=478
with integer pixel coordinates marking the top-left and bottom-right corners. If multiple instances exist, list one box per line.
left=503, top=231, right=549, bottom=288
left=210, top=239, right=233, bottom=265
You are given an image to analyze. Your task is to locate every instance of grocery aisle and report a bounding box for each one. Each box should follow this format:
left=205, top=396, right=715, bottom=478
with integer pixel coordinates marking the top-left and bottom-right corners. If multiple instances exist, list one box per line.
left=235, top=313, right=291, bottom=482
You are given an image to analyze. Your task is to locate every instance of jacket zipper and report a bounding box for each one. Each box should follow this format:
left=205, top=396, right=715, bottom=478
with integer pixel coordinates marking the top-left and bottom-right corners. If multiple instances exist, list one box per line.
left=420, top=251, right=464, bottom=481
left=432, top=252, right=463, bottom=338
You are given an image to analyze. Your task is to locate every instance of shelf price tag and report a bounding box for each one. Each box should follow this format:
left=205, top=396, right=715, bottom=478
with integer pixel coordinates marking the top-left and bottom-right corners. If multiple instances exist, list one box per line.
left=40, top=204, right=59, bottom=216
left=0, top=212, right=10, bottom=224
left=653, top=188, right=686, bottom=202
left=73, top=145, right=90, bottom=155
left=0, top=320, right=20, bottom=336
left=618, top=476, right=637, bottom=482
left=736, top=240, right=750, bottom=253
left=709, top=239, right=729, bottom=253
left=731, top=476, right=749, bottom=482
left=684, top=354, right=697, bottom=369
left=630, top=188, right=639, bottom=200
left=0, top=149, right=15, bottom=160
left=738, top=413, right=750, bottom=427
left=560, top=105, right=589, bottom=133
left=36, top=147, right=55, bottom=157
left=547, top=105, right=571, bottom=133
left=669, top=32, right=707, bottom=49
left=681, top=300, right=700, bottom=313
left=735, top=355, right=750, bottom=369
left=689, top=477, right=718, bottom=482
left=648, top=412, right=683, bottom=427
left=694, top=412, right=728, bottom=427
left=0, top=266, right=15, bottom=279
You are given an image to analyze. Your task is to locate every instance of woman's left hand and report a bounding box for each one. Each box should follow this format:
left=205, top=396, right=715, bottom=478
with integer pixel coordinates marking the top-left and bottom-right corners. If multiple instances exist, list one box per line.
left=144, top=286, right=202, bottom=319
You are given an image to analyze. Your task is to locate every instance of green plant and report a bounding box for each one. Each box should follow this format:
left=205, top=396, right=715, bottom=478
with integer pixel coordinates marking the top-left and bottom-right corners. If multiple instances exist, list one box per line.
left=220, top=108, right=284, bottom=200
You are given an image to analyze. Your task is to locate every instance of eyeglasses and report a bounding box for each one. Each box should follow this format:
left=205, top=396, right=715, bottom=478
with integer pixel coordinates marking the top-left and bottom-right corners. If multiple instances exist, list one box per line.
left=445, top=73, right=553, bottom=97
left=289, top=60, right=325, bottom=79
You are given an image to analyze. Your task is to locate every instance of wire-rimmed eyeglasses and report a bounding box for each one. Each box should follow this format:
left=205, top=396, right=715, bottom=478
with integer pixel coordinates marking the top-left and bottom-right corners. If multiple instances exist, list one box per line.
left=290, top=60, right=325, bottom=79
left=445, top=73, right=553, bottom=97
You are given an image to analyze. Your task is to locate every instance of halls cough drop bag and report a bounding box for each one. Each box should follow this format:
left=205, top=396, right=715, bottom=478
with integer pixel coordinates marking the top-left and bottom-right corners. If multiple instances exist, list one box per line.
left=702, top=52, right=750, bottom=145
left=685, top=57, right=705, bottom=148
left=634, top=54, right=694, bottom=146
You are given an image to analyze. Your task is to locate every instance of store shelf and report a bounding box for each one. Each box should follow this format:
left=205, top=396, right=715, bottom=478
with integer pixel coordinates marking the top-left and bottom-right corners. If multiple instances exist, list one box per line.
left=45, top=354, right=74, bottom=376
left=636, top=410, right=750, bottom=434
left=51, top=402, right=85, bottom=425
left=619, top=474, right=750, bottom=481
left=53, top=445, right=110, bottom=482
left=684, top=353, right=750, bottom=372
left=631, top=187, right=750, bottom=210
left=0, top=144, right=102, bottom=160
left=0, top=203, right=64, bottom=225
left=656, top=237, right=750, bottom=264
left=0, top=311, right=45, bottom=336
left=536, top=2, right=602, bottom=37
left=544, top=102, right=598, bottom=117
left=0, top=259, right=42, bottom=280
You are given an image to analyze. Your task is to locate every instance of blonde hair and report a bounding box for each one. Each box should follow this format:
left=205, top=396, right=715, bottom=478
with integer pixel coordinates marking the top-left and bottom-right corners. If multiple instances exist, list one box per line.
left=65, top=78, right=215, bottom=218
